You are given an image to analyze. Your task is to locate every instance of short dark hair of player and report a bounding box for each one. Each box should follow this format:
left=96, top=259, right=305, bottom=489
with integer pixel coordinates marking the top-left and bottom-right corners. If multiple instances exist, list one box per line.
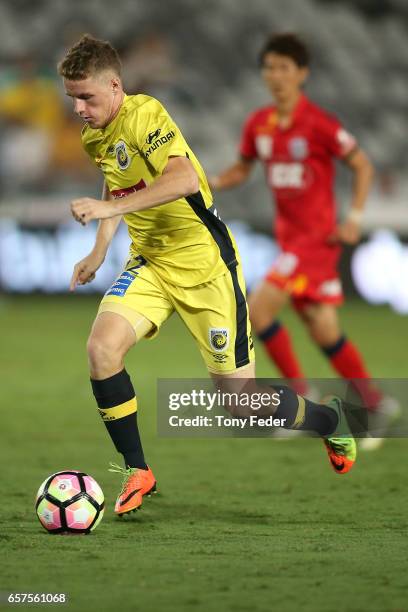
left=57, top=34, right=122, bottom=80
left=259, top=33, right=310, bottom=68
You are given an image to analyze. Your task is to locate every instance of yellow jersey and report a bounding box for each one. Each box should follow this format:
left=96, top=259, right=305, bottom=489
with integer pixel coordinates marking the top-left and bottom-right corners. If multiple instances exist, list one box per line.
left=82, top=94, right=238, bottom=287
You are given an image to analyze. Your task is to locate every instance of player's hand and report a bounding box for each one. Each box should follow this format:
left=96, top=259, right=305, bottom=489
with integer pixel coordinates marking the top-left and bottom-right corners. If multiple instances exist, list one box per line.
left=70, top=251, right=105, bottom=291
left=71, top=197, right=118, bottom=225
left=328, top=220, right=362, bottom=245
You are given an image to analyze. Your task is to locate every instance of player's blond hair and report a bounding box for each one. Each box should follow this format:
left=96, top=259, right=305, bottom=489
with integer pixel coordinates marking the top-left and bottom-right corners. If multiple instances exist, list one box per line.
left=58, top=34, right=122, bottom=80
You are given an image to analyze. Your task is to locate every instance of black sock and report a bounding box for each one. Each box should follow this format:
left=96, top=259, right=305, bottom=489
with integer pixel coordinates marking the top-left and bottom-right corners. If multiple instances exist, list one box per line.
left=273, top=385, right=338, bottom=437
left=91, top=369, right=147, bottom=469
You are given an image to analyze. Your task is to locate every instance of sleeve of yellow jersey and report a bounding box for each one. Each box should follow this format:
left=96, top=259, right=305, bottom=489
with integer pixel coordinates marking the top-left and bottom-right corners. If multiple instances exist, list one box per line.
left=128, top=97, right=190, bottom=175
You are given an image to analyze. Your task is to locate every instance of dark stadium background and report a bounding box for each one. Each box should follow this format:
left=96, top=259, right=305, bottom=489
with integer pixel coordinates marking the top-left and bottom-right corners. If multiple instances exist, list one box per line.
left=1, top=1, right=407, bottom=611
left=1, top=0, right=407, bottom=306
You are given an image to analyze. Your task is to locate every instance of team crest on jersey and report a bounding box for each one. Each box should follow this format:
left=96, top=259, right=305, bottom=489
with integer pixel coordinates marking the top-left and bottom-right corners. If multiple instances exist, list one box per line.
left=209, top=328, right=229, bottom=352
left=115, top=141, right=131, bottom=170
left=255, top=135, right=273, bottom=160
left=289, top=137, right=308, bottom=160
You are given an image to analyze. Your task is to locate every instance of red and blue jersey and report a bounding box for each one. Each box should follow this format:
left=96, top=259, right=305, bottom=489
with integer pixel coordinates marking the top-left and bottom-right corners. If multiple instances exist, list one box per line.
left=239, top=94, right=357, bottom=254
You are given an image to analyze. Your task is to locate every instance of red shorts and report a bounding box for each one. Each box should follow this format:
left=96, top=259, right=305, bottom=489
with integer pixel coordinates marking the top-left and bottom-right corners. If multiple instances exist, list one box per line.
left=265, top=248, right=343, bottom=311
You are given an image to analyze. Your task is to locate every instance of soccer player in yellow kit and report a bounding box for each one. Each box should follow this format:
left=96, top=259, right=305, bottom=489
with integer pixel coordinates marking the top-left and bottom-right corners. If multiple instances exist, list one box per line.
left=58, top=35, right=356, bottom=516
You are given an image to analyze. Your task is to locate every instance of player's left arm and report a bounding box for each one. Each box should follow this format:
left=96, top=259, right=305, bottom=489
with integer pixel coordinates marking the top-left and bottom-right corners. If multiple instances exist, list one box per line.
left=71, top=156, right=198, bottom=223
left=334, top=147, right=374, bottom=244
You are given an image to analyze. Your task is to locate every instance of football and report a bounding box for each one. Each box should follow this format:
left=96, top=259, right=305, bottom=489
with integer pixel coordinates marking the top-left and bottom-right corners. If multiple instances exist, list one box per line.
left=35, top=471, right=104, bottom=534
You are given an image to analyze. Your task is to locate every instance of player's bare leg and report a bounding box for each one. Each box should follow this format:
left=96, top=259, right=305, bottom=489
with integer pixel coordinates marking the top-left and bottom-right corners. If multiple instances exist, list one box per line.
left=87, top=311, right=139, bottom=379
left=296, top=302, right=340, bottom=347
left=88, top=311, right=157, bottom=514
left=249, top=281, right=308, bottom=394
left=249, top=281, right=288, bottom=331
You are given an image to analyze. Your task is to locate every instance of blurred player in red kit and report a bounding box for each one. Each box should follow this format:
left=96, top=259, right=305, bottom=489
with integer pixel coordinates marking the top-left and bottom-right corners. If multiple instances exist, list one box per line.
left=210, top=33, right=393, bottom=445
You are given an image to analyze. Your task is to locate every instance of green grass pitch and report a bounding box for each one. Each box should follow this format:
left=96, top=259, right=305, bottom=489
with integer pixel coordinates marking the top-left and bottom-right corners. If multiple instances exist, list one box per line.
left=1, top=295, right=407, bottom=612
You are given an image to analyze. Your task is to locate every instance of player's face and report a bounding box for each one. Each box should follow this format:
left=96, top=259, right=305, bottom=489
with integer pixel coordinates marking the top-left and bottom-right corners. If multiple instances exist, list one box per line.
left=64, top=72, right=121, bottom=129
left=261, top=53, right=308, bottom=103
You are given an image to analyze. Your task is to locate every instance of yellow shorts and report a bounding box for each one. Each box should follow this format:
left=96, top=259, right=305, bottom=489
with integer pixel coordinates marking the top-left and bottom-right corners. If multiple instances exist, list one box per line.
left=98, top=253, right=255, bottom=374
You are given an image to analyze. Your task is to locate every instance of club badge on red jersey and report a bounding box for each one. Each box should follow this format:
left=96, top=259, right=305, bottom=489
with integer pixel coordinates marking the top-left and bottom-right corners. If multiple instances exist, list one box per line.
left=288, top=137, right=309, bottom=160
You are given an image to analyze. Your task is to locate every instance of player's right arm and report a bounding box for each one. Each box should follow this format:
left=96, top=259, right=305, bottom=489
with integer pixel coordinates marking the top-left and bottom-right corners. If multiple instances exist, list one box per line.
left=209, top=157, right=255, bottom=191
left=70, top=182, right=122, bottom=291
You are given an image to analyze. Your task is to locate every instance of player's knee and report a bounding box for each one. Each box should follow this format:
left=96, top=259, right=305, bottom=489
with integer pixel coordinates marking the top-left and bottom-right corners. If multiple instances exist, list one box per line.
left=86, top=333, right=123, bottom=370
left=312, top=327, right=342, bottom=347
left=303, top=309, right=340, bottom=346
left=248, top=284, right=286, bottom=332
left=86, top=334, right=107, bottom=368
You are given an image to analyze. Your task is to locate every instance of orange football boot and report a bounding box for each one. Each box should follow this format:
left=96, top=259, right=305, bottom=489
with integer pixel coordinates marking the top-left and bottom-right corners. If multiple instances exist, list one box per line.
left=321, top=396, right=357, bottom=475
left=109, top=463, right=157, bottom=515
